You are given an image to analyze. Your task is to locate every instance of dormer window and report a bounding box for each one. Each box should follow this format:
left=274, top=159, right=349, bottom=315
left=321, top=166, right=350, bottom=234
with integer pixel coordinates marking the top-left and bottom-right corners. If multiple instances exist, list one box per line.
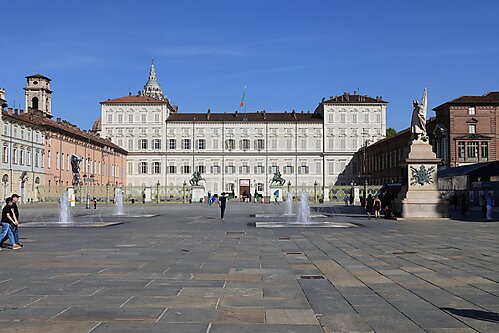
left=468, top=106, right=476, bottom=115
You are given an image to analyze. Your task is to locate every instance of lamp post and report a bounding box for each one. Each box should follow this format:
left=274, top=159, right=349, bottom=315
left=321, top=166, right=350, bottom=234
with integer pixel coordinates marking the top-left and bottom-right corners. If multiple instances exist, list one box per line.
left=314, top=180, right=318, bottom=203
left=84, top=173, right=94, bottom=209
left=182, top=181, right=187, bottom=204
left=287, top=181, right=291, bottom=199
left=156, top=181, right=160, bottom=204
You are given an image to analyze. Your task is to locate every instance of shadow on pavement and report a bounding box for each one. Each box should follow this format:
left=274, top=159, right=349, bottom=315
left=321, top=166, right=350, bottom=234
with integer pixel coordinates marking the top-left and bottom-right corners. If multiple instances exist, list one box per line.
left=441, top=308, right=499, bottom=323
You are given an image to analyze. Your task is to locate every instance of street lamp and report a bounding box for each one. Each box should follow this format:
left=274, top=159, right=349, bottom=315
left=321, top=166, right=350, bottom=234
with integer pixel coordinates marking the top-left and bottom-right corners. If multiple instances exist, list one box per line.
left=182, top=181, right=187, bottom=204
left=314, top=180, right=318, bottom=203
left=287, top=181, right=291, bottom=198
left=156, top=181, right=160, bottom=204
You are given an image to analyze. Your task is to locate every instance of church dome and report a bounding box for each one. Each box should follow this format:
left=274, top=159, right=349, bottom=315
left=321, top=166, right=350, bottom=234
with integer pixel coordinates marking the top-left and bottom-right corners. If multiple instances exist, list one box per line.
left=91, top=116, right=101, bottom=133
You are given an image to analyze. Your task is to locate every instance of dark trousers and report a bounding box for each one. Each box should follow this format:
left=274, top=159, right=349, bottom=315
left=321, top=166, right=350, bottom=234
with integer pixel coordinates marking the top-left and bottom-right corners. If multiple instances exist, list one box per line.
left=220, top=205, right=226, bottom=219
left=0, top=223, right=18, bottom=245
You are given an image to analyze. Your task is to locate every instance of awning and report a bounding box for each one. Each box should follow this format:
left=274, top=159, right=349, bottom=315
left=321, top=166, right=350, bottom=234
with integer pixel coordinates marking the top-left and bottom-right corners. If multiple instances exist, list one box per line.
left=438, top=161, right=499, bottom=178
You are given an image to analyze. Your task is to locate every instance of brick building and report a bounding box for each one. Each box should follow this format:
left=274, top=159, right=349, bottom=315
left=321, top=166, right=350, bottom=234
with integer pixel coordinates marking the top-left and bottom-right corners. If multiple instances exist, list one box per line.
left=433, top=91, right=498, bottom=167
left=354, top=91, right=499, bottom=186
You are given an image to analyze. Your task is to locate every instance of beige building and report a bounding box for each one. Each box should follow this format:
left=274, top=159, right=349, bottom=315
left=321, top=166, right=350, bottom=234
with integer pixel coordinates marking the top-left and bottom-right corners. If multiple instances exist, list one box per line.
left=1, top=103, right=46, bottom=203
left=97, top=61, right=388, bottom=200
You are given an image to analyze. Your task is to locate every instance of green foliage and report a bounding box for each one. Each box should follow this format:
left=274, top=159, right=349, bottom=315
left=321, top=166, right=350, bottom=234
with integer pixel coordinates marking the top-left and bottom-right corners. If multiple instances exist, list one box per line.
left=386, top=127, right=397, bottom=137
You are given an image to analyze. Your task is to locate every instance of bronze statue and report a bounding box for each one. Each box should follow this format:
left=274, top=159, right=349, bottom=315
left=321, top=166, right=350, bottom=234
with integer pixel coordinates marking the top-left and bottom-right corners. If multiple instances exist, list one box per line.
left=70, top=155, right=82, bottom=186
left=270, top=171, right=286, bottom=186
left=189, top=171, right=205, bottom=186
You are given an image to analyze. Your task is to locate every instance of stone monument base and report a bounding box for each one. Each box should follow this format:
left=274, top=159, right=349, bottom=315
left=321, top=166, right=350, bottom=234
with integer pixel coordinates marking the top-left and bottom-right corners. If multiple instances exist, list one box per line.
left=191, top=186, right=205, bottom=203
left=395, top=140, right=449, bottom=219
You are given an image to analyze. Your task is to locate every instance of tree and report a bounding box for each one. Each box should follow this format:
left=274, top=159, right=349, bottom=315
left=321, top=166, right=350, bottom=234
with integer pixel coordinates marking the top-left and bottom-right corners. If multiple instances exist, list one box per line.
left=386, top=127, right=397, bottom=137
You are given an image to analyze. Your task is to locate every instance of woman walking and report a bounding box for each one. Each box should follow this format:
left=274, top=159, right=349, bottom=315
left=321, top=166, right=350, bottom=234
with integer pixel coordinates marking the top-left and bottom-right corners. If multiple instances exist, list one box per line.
left=365, top=194, right=374, bottom=219
left=373, top=196, right=382, bottom=220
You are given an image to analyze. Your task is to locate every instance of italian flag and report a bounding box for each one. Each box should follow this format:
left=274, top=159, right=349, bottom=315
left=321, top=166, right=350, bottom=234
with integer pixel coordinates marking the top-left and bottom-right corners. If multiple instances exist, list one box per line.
left=239, top=86, right=246, bottom=107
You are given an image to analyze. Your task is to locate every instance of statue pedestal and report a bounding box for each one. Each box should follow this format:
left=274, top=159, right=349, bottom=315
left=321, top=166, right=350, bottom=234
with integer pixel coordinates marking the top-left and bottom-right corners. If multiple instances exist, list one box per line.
left=67, top=187, right=76, bottom=207
left=394, top=141, right=449, bottom=219
left=269, top=185, right=283, bottom=202
left=191, top=186, right=205, bottom=203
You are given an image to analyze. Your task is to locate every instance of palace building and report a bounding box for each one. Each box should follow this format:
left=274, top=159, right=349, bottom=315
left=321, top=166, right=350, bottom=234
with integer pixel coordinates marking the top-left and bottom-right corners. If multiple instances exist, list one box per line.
left=95, top=61, right=387, bottom=200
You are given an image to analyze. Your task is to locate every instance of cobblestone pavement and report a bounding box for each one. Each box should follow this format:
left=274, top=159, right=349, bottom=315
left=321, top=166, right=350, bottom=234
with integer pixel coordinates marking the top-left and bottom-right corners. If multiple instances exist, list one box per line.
left=0, top=203, right=497, bottom=332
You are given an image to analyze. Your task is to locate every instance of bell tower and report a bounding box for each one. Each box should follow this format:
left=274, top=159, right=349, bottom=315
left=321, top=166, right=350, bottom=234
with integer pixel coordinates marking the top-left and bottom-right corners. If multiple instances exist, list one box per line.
left=24, top=74, right=52, bottom=117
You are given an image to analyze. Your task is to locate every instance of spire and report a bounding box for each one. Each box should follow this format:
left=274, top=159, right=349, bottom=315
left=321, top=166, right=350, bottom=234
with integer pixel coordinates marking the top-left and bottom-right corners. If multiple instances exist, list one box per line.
left=140, top=59, right=165, bottom=100
left=148, top=59, right=157, bottom=82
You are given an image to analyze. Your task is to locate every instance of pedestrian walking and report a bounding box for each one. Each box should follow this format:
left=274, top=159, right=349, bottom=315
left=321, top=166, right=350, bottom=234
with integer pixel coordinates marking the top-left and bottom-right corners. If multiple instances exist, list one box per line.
left=460, top=194, right=467, bottom=216
left=365, top=194, right=374, bottom=219
left=207, top=191, right=212, bottom=207
left=481, top=195, right=487, bottom=218
left=218, top=192, right=227, bottom=220
left=486, top=193, right=494, bottom=221
left=373, top=196, right=382, bottom=219
left=0, top=197, right=21, bottom=250
left=274, top=190, right=279, bottom=205
left=93, top=197, right=97, bottom=209
left=343, top=194, right=349, bottom=206
left=211, top=195, right=216, bottom=207
left=1, top=194, right=22, bottom=248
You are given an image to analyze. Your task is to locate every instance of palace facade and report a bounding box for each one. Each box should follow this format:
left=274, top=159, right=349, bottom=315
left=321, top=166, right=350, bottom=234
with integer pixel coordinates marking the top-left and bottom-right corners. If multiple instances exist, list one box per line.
left=96, top=61, right=387, bottom=200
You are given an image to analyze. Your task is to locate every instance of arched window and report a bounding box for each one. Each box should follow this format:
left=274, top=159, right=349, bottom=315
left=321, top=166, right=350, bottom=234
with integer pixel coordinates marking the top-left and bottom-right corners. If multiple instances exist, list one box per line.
left=32, top=97, right=39, bottom=110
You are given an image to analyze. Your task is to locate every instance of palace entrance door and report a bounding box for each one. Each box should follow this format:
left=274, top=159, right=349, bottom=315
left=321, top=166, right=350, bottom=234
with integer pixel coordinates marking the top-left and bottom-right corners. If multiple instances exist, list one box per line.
left=239, top=179, right=251, bottom=200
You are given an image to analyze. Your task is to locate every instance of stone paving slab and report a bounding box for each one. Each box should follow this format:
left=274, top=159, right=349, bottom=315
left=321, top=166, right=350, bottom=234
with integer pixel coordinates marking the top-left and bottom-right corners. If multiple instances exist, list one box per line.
left=1, top=203, right=498, bottom=332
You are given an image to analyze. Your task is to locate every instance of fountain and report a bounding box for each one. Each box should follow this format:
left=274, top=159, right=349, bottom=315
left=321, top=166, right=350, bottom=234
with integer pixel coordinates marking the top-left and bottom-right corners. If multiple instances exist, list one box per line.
left=114, top=188, right=124, bottom=216
left=285, top=194, right=293, bottom=215
left=250, top=190, right=360, bottom=228
left=59, top=191, right=71, bottom=223
left=297, top=192, right=311, bottom=224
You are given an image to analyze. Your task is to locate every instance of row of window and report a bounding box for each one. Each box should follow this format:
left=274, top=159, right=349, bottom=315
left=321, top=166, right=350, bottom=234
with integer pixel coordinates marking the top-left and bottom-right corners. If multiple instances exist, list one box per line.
left=47, top=150, right=121, bottom=177
left=132, top=163, right=318, bottom=175
left=2, top=145, right=43, bottom=167
left=457, top=141, right=488, bottom=161
left=2, top=123, right=44, bottom=143
left=327, top=113, right=382, bottom=124
left=107, top=113, right=162, bottom=123
left=127, top=138, right=368, bottom=152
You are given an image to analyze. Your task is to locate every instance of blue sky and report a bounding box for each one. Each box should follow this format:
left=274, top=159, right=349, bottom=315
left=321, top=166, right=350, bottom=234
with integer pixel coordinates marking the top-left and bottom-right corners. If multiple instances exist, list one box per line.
left=1, top=0, right=498, bottom=131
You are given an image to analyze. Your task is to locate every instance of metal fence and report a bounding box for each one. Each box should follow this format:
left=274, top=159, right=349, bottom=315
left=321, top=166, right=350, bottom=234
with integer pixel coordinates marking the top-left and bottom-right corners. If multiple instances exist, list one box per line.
left=36, top=185, right=186, bottom=203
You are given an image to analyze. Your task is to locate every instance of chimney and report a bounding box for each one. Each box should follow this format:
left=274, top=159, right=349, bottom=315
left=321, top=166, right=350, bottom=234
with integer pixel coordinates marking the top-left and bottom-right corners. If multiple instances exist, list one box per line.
left=207, top=108, right=211, bottom=120
left=234, top=110, right=238, bottom=117
left=56, top=117, right=61, bottom=123
left=379, top=96, right=383, bottom=101
left=353, top=90, right=357, bottom=95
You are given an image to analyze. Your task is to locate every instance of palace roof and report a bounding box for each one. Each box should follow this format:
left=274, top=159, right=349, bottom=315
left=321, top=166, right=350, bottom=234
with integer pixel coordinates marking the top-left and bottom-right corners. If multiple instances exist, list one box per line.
left=100, top=95, right=168, bottom=104
left=166, top=110, right=323, bottom=122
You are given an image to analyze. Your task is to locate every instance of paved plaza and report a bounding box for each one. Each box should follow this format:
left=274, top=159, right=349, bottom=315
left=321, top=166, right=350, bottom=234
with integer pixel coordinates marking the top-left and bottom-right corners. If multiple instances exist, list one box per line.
left=0, top=203, right=498, bottom=333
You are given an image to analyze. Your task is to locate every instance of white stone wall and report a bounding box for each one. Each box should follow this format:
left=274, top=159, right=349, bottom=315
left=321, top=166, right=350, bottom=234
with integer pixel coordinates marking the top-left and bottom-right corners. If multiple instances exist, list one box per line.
left=0, top=116, right=46, bottom=202
left=323, top=102, right=386, bottom=189
left=100, top=99, right=387, bottom=199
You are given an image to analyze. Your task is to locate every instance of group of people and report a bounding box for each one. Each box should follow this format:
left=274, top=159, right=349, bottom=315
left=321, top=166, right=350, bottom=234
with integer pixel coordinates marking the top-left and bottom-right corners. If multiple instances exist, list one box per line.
left=0, top=194, right=23, bottom=250
left=364, top=194, right=383, bottom=220
left=343, top=194, right=354, bottom=206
